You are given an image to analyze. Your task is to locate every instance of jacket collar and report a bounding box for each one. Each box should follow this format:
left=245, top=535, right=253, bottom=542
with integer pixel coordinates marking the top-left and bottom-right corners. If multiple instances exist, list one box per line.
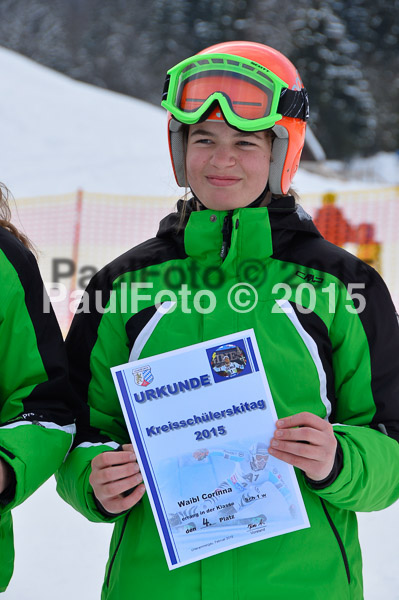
left=156, top=196, right=322, bottom=263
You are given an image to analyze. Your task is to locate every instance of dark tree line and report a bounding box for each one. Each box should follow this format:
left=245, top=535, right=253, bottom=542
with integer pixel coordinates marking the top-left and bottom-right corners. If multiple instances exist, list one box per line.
left=0, top=0, right=398, bottom=159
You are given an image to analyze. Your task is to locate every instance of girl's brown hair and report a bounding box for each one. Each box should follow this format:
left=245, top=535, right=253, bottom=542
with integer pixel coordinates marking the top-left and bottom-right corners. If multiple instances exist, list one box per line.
left=0, top=183, right=36, bottom=255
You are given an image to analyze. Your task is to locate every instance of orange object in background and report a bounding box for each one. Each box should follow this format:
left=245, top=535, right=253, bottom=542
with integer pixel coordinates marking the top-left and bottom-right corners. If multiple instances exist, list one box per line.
left=356, top=223, right=382, bottom=270
left=313, top=192, right=355, bottom=247
left=313, top=192, right=382, bottom=271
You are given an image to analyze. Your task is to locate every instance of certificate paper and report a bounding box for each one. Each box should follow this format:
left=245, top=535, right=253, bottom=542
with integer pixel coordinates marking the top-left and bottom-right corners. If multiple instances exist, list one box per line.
left=111, top=329, right=310, bottom=569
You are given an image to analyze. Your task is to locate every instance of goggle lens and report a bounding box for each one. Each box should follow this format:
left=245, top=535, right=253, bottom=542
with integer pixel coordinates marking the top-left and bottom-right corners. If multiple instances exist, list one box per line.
left=177, top=73, right=273, bottom=121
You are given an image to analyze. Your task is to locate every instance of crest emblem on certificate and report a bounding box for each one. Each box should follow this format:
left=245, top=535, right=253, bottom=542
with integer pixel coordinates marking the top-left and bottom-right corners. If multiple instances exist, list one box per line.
left=133, top=365, right=154, bottom=387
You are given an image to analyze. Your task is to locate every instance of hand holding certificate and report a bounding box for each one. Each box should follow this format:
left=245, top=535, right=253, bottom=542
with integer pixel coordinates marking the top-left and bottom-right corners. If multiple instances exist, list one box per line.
left=111, top=329, right=310, bottom=569
left=89, top=444, right=145, bottom=514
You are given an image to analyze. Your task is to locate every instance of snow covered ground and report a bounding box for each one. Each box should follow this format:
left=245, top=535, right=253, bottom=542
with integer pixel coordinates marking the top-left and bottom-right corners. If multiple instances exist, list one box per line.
left=1, top=47, right=398, bottom=599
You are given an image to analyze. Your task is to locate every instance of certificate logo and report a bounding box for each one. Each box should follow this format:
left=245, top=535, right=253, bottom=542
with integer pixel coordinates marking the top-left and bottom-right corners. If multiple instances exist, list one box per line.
left=133, top=365, right=154, bottom=387
left=206, top=341, right=251, bottom=383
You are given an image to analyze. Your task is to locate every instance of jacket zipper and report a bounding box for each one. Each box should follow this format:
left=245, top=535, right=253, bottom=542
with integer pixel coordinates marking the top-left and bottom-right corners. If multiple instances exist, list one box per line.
left=220, top=210, right=234, bottom=261
left=320, top=498, right=351, bottom=584
left=106, top=514, right=129, bottom=588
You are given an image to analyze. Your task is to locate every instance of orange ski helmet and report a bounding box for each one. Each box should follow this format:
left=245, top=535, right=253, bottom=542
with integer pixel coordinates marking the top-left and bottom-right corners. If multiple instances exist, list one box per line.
left=162, top=41, right=309, bottom=195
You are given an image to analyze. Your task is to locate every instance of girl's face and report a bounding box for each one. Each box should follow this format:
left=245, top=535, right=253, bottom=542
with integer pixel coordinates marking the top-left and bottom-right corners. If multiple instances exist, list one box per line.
left=186, top=120, right=272, bottom=211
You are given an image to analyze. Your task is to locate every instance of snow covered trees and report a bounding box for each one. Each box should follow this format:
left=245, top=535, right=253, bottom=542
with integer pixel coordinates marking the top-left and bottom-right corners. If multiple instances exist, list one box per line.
left=0, top=0, right=397, bottom=158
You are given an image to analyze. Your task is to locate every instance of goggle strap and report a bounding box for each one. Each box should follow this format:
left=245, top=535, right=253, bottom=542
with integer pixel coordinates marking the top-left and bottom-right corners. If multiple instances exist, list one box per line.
left=278, top=88, right=309, bottom=121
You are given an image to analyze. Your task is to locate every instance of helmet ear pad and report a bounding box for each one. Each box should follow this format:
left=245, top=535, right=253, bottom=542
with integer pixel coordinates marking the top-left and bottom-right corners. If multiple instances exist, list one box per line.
left=168, top=117, right=187, bottom=188
left=271, top=118, right=306, bottom=195
left=269, top=125, right=289, bottom=196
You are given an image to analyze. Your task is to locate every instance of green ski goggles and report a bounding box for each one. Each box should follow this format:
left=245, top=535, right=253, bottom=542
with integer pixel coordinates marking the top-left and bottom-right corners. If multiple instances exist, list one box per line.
left=162, top=53, right=309, bottom=131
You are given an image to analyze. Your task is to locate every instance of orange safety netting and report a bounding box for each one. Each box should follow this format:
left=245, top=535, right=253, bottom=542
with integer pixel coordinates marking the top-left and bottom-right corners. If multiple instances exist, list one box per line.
left=10, top=187, right=399, bottom=334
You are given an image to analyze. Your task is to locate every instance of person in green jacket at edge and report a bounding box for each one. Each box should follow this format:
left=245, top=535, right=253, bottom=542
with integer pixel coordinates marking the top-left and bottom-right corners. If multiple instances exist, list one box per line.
left=56, top=41, right=399, bottom=599
left=0, top=182, right=75, bottom=592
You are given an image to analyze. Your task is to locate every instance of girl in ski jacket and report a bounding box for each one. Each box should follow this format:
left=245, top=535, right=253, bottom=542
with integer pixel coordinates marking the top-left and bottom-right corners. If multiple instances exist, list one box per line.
left=57, top=42, right=399, bottom=600
left=0, top=183, right=75, bottom=591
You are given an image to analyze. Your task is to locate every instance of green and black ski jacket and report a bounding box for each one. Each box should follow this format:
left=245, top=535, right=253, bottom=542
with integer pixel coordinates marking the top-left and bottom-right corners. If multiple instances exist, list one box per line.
left=0, top=228, right=75, bottom=591
left=57, top=197, right=399, bottom=600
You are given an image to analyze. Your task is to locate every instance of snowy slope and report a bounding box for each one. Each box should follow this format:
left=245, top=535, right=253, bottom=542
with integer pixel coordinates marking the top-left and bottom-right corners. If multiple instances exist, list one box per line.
left=0, top=47, right=176, bottom=198
left=1, top=47, right=398, bottom=599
